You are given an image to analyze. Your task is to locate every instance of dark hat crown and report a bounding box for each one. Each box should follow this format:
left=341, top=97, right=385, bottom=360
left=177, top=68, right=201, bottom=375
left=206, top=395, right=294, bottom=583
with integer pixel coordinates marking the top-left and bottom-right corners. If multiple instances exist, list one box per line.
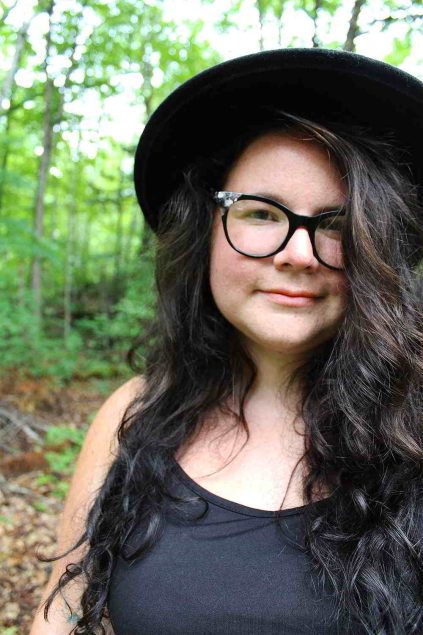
left=134, top=48, right=423, bottom=231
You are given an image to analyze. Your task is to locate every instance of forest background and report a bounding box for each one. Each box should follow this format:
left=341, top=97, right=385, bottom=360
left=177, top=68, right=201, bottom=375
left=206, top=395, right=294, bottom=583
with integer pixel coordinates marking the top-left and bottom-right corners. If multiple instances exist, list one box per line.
left=0, top=0, right=422, bottom=385
left=0, top=0, right=422, bottom=631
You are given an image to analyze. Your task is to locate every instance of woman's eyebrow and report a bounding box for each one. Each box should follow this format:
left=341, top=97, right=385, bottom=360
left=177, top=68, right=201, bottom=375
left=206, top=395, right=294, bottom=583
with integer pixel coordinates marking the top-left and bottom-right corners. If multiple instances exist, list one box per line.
left=253, top=191, right=345, bottom=213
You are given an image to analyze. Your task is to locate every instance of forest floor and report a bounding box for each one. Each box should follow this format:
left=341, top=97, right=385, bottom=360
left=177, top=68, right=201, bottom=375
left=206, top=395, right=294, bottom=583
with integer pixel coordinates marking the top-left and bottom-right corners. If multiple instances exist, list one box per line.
left=0, top=374, right=126, bottom=635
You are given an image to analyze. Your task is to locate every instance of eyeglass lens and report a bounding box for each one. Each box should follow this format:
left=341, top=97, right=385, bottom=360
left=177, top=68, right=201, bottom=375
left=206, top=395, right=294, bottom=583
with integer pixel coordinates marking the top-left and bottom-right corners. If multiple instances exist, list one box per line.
left=225, top=199, right=344, bottom=269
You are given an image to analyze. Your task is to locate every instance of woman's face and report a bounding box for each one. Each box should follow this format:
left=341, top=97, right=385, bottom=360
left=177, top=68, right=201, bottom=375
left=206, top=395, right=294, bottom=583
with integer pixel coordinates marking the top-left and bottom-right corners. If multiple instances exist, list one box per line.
left=209, top=131, right=349, bottom=360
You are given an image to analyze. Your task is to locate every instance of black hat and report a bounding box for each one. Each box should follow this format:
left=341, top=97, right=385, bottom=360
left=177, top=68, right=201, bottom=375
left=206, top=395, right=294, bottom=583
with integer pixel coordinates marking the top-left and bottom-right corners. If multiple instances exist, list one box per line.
left=134, top=48, right=423, bottom=232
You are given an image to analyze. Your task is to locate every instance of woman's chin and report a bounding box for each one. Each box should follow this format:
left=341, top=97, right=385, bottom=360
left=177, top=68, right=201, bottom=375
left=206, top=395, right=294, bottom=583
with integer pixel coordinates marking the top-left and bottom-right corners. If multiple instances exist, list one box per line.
left=239, top=324, right=339, bottom=359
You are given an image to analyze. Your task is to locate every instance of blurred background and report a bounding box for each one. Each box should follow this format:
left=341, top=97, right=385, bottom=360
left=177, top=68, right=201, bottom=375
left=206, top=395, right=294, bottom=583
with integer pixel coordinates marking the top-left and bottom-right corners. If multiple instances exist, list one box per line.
left=0, top=0, right=422, bottom=631
left=0, top=0, right=422, bottom=386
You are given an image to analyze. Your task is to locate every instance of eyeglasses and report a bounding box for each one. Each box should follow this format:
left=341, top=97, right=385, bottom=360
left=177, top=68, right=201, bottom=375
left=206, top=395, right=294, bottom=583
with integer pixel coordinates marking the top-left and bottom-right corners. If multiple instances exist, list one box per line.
left=213, top=191, right=346, bottom=271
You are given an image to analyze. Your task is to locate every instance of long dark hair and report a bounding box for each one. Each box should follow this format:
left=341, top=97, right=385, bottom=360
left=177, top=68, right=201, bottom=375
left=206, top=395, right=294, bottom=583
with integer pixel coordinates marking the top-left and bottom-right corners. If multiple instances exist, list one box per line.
left=39, top=112, right=423, bottom=634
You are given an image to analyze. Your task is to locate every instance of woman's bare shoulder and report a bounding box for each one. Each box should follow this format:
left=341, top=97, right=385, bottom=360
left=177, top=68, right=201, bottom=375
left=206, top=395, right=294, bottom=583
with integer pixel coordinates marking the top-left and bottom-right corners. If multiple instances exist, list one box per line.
left=68, top=375, right=145, bottom=496
left=28, top=376, right=146, bottom=634
left=96, top=376, right=145, bottom=426
left=56, top=376, right=146, bottom=515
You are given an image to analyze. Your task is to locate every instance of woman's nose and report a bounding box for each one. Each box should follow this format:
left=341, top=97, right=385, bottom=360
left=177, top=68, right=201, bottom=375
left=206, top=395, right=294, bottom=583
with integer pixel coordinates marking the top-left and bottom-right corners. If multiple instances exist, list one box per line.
left=272, top=227, right=319, bottom=270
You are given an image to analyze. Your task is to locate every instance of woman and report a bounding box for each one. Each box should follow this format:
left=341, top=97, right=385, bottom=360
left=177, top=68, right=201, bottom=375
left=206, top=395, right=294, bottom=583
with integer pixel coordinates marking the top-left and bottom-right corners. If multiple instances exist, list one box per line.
left=30, top=48, right=423, bottom=634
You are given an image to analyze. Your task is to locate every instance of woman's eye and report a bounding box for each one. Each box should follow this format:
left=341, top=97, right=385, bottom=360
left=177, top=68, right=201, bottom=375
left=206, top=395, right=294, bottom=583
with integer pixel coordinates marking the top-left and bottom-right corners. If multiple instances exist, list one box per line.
left=245, top=209, right=279, bottom=221
left=249, top=210, right=271, bottom=220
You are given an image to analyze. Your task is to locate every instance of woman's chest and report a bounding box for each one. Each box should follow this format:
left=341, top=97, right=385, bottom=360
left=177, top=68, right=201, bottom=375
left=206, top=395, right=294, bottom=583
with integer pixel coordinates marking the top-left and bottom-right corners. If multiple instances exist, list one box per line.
left=108, top=504, right=345, bottom=635
left=175, top=423, right=308, bottom=511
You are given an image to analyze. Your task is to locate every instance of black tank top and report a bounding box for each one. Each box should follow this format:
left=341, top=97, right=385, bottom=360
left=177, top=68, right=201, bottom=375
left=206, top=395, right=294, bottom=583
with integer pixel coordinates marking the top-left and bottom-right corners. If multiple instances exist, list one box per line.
left=107, top=458, right=356, bottom=634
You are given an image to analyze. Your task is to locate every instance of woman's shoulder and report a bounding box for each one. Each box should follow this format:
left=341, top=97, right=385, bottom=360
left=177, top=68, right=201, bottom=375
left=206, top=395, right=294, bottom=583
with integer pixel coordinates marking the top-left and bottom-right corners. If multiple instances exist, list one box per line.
left=59, top=376, right=146, bottom=507
left=77, top=375, right=145, bottom=469
left=96, top=376, right=145, bottom=424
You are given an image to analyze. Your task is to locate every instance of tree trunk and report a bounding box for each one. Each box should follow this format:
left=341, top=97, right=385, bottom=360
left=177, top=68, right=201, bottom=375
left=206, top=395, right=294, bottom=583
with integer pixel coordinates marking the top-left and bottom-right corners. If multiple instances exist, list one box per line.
left=256, top=0, right=266, bottom=51
left=124, top=208, right=139, bottom=268
left=0, top=17, right=31, bottom=116
left=63, top=215, right=75, bottom=345
left=311, top=0, right=323, bottom=48
left=32, top=74, right=54, bottom=330
left=141, top=59, right=154, bottom=118
left=0, top=10, right=35, bottom=212
left=275, top=2, right=285, bottom=48
left=78, top=208, right=91, bottom=282
left=31, top=0, right=55, bottom=330
left=113, top=168, right=124, bottom=297
left=17, top=263, right=26, bottom=308
left=0, top=103, right=12, bottom=213
left=64, top=134, right=80, bottom=345
left=31, top=0, right=85, bottom=330
left=344, top=0, right=366, bottom=52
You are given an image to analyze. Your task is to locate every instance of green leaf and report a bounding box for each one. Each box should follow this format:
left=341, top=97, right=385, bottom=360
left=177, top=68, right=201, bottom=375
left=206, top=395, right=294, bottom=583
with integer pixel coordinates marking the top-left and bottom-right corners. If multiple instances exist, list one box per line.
left=36, top=474, right=55, bottom=486
left=0, top=514, right=13, bottom=525
left=51, top=481, right=70, bottom=499
left=32, top=501, right=48, bottom=513
left=384, top=30, right=413, bottom=66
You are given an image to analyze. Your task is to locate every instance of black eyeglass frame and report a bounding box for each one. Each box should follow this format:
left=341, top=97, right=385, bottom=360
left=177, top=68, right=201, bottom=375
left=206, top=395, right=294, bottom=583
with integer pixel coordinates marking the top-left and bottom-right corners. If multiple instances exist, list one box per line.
left=213, top=191, right=346, bottom=271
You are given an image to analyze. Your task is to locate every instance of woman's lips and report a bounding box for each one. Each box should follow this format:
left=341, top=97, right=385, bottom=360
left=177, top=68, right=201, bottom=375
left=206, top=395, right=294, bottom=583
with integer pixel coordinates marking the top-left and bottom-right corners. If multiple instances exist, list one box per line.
left=258, top=290, right=321, bottom=307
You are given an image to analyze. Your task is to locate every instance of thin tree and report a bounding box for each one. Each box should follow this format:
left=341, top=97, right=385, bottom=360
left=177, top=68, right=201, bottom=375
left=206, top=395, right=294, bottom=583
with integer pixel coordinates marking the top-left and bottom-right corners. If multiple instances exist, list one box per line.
left=310, top=0, right=323, bottom=48
left=0, top=16, right=33, bottom=115
left=113, top=164, right=125, bottom=298
left=256, top=0, right=266, bottom=51
left=32, top=0, right=87, bottom=329
left=63, top=131, right=80, bottom=345
left=32, top=0, right=55, bottom=330
left=0, top=4, right=37, bottom=211
left=344, top=0, right=366, bottom=51
left=274, top=0, right=286, bottom=48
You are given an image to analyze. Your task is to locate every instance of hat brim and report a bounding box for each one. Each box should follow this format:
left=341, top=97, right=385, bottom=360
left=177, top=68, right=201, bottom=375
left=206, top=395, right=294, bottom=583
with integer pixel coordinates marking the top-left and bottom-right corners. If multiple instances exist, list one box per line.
left=134, top=48, right=423, bottom=231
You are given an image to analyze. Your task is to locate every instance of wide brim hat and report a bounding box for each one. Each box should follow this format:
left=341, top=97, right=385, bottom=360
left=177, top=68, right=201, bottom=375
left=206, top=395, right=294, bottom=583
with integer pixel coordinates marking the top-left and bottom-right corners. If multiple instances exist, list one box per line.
left=134, top=48, right=423, bottom=231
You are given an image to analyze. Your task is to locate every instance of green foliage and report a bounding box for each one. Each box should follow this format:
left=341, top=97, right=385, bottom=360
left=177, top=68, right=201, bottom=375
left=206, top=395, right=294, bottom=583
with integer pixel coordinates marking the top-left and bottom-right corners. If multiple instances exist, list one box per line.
left=43, top=423, right=87, bottom=447
left=212, top=0, right=244, bottom=33
left=32, top=501, right=48, bottom=513
left=384, top=30, right=413, bottom=66
left=36, top=423, right=87, bottom=499
left=71, top=256, right=156, bottom=376
left=0, top=0, right=419, bottom=385
left=0, top=293, right=83, bottom=380
left=0, top=514, right=13, bottom=525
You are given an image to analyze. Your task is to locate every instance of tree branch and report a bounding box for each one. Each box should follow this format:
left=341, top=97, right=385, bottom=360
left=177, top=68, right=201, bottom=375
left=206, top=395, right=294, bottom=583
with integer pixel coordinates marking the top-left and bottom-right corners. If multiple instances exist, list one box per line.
left=0, top=0, right=19, bottom=27
left=311, top=0, right=323, bottom=48
left=343, top=0, right=367, bottom=52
